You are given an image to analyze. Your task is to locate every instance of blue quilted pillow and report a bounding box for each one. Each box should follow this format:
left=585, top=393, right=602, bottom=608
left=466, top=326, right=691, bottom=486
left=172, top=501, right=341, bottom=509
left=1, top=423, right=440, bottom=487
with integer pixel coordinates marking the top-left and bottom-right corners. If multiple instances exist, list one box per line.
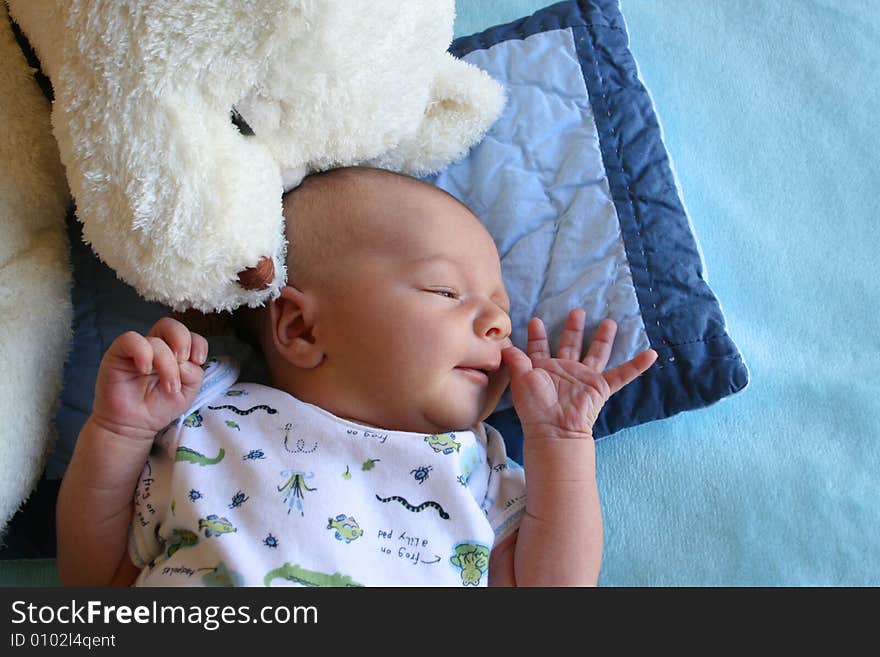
left=430, top=0, right=749, bottom=449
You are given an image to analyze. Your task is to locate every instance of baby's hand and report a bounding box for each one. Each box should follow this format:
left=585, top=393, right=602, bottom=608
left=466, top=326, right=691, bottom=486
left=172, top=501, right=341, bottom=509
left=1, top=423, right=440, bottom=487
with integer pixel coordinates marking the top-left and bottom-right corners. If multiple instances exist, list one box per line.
left=502, top=309, right=657, bottom=440
left=91, top=318, right=208, bottom=440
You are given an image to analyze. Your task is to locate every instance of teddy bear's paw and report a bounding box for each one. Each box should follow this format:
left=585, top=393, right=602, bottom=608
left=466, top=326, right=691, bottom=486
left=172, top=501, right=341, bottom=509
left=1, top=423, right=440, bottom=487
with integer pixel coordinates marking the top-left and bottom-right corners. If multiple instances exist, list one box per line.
left=236, top=257, right=275, bottom=291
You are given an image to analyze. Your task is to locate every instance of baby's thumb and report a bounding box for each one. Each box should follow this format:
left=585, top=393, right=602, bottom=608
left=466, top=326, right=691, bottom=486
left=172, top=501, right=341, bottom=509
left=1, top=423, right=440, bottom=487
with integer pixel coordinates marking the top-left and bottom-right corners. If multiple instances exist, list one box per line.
left=179, top=361, right=205, bottom=395
left=501, top=345, right=532, bottom=379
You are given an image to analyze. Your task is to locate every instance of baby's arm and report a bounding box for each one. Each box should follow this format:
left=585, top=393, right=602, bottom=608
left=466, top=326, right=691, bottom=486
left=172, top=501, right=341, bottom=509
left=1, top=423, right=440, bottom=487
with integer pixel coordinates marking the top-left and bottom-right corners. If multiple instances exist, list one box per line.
left=491, top=310, right=656, bottom=586
left=56, top=319, right=207, bottom=586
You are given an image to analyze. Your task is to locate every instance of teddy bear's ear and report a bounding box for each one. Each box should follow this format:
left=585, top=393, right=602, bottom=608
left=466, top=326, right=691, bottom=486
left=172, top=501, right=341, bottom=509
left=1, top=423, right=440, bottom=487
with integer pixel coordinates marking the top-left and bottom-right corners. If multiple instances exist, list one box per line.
left=370, top=53, right=506, bottom=176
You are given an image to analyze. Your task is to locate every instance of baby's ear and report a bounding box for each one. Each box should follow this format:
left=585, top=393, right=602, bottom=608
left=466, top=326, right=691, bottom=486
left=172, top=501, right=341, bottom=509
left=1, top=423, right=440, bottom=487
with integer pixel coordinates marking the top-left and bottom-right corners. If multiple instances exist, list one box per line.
left=270, top=286, right=323, bottom=369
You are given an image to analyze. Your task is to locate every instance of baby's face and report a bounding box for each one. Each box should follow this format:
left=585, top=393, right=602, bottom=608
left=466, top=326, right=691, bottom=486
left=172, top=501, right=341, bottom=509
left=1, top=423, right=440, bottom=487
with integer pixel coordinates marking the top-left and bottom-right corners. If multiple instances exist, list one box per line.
left=304, top=182, right=511, bottom=433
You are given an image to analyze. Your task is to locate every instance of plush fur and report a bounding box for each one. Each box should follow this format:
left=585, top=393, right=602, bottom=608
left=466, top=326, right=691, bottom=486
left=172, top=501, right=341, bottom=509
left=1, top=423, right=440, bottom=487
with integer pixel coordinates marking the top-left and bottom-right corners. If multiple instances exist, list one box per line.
left=0, top=1, right=72, bottom=539
left=7, top=0, right=505, bottom=313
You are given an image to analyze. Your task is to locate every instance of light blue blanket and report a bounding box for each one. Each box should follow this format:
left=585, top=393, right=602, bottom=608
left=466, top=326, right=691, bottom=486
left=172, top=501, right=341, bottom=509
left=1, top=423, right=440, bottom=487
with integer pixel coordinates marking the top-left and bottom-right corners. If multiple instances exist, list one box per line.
left=457, top=0, right=880, bottom=585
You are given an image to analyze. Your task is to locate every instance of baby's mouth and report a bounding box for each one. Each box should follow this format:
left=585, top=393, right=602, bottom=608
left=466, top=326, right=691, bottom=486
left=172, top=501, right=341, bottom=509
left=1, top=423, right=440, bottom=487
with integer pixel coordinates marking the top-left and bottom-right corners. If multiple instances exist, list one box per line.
left=455, top=359, right=501, bottom=385
left=454, top=366, right=490, bottom=384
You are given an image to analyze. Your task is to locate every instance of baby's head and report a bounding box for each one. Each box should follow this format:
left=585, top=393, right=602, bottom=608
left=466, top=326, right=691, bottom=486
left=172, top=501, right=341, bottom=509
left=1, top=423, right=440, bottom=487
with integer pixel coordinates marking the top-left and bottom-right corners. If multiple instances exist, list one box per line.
left=243, top=167, right=511, bottom=434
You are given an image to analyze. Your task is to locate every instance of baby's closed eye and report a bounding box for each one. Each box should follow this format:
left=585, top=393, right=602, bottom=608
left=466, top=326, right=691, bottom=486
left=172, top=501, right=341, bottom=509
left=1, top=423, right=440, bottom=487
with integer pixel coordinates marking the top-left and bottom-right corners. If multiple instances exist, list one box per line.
left=425, top=287, right=460, bottom=300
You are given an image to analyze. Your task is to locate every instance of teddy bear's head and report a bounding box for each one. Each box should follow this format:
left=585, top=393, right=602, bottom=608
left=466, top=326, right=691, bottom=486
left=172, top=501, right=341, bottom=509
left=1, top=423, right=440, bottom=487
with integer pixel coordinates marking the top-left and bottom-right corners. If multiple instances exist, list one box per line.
left=9, top=0, right=504, bottom=312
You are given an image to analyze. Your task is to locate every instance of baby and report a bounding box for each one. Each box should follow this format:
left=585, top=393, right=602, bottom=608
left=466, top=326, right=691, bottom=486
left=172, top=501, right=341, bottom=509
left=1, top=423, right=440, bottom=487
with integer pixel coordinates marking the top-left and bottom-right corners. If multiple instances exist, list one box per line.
left=56, top=167, right=657, bottom=587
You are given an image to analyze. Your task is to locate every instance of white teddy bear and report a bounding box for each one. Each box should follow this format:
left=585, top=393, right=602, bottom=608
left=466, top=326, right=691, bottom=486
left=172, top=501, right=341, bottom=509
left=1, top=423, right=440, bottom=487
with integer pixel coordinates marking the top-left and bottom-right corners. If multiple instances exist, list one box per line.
left=7, top=0, right=504, bottom=312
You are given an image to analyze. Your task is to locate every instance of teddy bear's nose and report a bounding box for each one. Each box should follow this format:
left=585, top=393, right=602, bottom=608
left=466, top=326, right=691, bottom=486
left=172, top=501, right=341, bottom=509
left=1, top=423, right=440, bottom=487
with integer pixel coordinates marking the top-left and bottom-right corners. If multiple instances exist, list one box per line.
left=237, top=257, right=274, bottom=290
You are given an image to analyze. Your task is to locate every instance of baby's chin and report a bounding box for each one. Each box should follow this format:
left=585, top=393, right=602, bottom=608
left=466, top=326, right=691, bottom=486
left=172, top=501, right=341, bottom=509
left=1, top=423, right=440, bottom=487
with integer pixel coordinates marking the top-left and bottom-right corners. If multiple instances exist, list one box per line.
left=416, top=395, right=497, bottom=434
left=364, top=365, right=508, bottom=434
left=337, top=401, right=483, bottom=435
left=336, top=377, right=506, bottom=434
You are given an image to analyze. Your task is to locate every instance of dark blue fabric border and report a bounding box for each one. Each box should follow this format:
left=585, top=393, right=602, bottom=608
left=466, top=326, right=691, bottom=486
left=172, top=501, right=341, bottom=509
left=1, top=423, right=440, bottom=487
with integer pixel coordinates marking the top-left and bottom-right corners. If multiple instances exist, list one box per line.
left=454, top=0, right=749, bottom=440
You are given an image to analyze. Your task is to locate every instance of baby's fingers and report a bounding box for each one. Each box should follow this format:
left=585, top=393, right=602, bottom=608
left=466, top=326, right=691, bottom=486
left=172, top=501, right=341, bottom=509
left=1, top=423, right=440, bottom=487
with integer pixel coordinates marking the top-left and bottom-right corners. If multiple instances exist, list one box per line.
left=582, top=319, right=617, bottom=372
left=189, top=333, right=209, bottom=365
left=557, top=309, right=586, bottom=361
left=603, top=349, right=658, bottom=396
left=526, top=317, right=551, bottom=360
left=107, top=331, right=154, bottom=375
left=501, top=345, right=533, bottom=380
left=147, top=317, right=205, bottom=364
left=146, top=336, right=182, bottom=394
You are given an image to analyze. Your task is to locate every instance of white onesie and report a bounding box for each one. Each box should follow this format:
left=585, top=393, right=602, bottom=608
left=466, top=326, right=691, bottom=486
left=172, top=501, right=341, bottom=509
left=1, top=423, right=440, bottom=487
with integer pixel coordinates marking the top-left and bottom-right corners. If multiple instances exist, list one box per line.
left=129, top=358, right=526, bottom=587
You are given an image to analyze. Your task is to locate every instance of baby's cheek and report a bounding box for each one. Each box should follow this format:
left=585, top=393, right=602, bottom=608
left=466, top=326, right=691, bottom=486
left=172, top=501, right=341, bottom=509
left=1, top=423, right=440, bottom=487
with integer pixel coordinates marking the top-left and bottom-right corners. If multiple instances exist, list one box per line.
left=376, top=341, right=431, bottom=387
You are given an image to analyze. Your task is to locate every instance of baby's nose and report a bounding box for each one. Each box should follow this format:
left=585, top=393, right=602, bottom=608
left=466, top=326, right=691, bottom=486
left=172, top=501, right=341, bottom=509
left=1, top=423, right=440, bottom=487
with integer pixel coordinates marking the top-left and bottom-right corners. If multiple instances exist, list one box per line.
left=477, top=305, right=512, bottom=341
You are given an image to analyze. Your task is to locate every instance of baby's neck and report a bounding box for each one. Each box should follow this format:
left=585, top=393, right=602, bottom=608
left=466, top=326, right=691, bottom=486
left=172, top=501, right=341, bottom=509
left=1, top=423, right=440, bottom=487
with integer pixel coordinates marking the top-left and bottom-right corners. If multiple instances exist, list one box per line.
left=268, top=370, right=409, bottom=433
left=268, top=369, right=467, bottom=435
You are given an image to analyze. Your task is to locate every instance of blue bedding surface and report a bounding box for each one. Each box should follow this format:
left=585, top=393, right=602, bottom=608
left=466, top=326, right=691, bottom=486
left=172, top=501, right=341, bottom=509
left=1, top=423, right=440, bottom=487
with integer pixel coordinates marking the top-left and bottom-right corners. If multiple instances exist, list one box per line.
left=2, top=0, right=877, bottom=586
left=462, top=0, right=880, bottom=585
